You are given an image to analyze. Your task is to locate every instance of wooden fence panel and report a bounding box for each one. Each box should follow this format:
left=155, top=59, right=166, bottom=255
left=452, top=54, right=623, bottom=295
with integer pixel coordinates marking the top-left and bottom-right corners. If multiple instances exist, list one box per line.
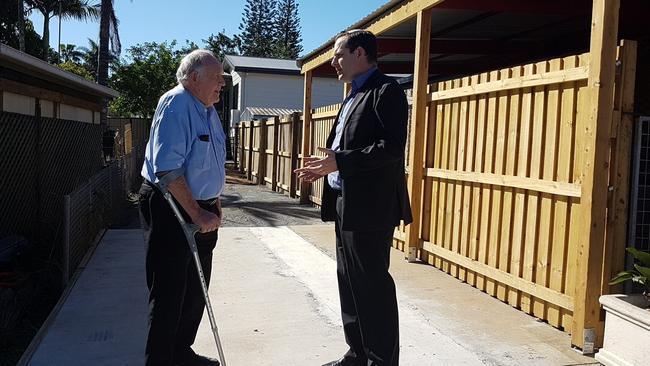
left=416, top=53, right=593, bottom=331
left=251, top=121, right=262, bottom=183
left=275, top=116, right=294, bottom=194
left=307, top=104, right=339, bottom=205
left=263, top=119, right=276, bottom=189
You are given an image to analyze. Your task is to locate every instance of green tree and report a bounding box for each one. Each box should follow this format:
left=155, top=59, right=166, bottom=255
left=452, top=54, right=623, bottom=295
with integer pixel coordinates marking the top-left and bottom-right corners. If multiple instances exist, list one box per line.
left=58, top=60, right=94, bottom=80
left=0, top=0, right=44, bottom=57
left=109, top=42, right=179, bottom=118
left=273, top=0, right=302, bottom=59
left=27, top=0, right=100, bottom=60
left=238, top=0, right=277, bottom=57
left=204, top=31, right=239, bottom=60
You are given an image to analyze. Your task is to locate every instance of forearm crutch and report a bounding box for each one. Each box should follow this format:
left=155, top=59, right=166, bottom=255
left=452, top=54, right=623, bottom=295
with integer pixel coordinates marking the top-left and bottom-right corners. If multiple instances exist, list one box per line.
left=158, top=184, right=227, bottom=366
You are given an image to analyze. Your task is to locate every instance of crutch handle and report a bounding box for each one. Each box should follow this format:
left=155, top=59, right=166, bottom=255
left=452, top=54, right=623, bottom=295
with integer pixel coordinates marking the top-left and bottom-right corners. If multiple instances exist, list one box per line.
left=184, top=223, right=201, bottom=235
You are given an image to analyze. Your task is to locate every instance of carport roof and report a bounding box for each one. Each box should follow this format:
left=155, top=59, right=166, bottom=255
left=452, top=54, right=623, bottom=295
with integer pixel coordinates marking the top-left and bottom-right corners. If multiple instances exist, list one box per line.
left=299, top=0, right=650, bottom=79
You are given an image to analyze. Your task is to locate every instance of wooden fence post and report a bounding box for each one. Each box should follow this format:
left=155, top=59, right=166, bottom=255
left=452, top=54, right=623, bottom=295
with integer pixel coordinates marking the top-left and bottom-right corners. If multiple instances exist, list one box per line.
left=247, top=121, right=254, bottom=181
left=289, top=112, right=301, bottom=198
left=258, top=119, right=268, bottom=185
left=271, top=116, right=280, bottom=191
left=405, top=8, right=432, bottom=262
left=237, top=121, right=244, bottom=173
left=571, top=0, right=620, bottom=352
left=300, top=71, right=313, bottom=203
left=604, top=40, right=637, bottom=296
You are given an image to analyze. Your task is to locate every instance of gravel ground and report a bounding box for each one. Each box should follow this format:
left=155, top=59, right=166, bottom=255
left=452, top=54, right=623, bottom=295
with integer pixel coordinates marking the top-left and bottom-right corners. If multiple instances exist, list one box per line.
left=112, top=170, right=324, bottom=229
left=220, top=181, right=323, bottom=227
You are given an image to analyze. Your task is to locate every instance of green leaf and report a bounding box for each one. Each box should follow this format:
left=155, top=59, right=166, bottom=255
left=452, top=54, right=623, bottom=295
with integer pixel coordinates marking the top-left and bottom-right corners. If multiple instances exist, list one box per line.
left=609, top=271, right=634, bottom=285
left=634, top=264, right=650, bottom=279
left=627, top=247, right=650, bottom=266
left=632, top=275, right=647, bottom=285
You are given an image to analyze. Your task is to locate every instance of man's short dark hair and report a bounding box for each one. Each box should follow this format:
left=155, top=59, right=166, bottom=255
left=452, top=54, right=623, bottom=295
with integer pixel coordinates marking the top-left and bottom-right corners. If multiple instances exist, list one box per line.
left=336, top=29, right=377, bottom=64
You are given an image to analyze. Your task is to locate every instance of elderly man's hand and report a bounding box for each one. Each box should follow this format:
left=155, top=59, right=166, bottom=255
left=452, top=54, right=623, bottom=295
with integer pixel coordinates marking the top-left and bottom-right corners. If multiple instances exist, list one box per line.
left=193, top=208, right=221, bottom=233
left=294, top=148, right=338, bottom=182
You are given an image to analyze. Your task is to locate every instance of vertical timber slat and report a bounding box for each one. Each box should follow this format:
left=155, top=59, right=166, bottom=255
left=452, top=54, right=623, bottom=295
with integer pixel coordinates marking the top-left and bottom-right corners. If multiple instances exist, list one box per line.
left=571, top=0, right=620, bottom=351
left=300, top=71, right=313, bottom=204
left=406, top=8, right=433, bottom=261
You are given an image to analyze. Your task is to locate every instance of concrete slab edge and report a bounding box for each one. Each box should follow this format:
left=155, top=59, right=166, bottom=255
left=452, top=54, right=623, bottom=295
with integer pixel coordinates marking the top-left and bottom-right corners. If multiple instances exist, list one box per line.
left=16, top=229, right=108, bottom=366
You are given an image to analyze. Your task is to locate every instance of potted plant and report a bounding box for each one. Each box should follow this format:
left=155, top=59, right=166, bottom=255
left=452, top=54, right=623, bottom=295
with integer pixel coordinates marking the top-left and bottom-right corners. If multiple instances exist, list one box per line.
left=596, top=248, right=650, bottom=366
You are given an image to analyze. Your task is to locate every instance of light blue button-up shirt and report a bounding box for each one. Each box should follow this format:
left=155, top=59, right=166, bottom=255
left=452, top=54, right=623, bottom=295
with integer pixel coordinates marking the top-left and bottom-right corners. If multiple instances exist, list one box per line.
left=141, top=85, right=226, bottom=199
left=328, top=67, right=378, bottom=190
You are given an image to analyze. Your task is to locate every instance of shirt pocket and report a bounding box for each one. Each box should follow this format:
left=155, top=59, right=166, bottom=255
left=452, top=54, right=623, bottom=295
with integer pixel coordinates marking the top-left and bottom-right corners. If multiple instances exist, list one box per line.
left=188, top=139, right=211, bottom=171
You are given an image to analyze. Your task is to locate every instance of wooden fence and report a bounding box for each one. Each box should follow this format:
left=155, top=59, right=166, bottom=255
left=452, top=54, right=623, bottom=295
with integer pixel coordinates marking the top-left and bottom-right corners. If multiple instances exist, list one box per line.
left=238, top=113, right=302, bottom=197
left=234, top=44, right=637, bottom=336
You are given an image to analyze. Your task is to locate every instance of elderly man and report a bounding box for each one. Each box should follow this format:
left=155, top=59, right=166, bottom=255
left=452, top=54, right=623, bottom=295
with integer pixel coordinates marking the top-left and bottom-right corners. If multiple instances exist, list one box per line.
left=296, top=30, right=412, bottom=366
left=139, top=49, right=226, bottom=366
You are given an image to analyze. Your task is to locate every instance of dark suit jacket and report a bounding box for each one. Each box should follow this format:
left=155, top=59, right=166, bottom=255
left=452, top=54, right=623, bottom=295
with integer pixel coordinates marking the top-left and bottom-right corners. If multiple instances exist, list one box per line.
left=321, top=70, right=413, bottom=231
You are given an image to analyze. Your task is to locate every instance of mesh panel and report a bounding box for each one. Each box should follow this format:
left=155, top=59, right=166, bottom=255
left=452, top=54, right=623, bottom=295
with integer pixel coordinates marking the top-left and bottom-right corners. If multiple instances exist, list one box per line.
left=0, top=112, right=38, bottom=237
left=39, top=117, right=103, bottom=239
left=64, top=164, right=119, bottom=279
left=630, top=116, right=650, bottom=254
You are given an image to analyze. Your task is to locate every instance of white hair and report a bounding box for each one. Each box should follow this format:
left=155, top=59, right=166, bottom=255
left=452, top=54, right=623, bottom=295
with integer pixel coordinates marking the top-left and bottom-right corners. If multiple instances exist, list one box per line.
left=176, top=49, right=217, bottom=84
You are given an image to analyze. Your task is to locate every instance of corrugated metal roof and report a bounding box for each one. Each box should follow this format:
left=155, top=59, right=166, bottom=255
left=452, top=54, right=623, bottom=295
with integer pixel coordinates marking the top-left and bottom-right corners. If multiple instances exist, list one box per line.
left=224, top=55, right=299, bottom=72
left=240, top=107, right=301, bottom=122
left=298, top=0, right=405, bottom=65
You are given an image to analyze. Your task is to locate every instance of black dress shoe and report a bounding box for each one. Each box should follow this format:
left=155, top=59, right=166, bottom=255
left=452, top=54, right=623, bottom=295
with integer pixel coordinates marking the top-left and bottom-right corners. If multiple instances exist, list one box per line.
left=322, top=357, right=365, bottom=366
left=175, top=353, right=220, bottom=366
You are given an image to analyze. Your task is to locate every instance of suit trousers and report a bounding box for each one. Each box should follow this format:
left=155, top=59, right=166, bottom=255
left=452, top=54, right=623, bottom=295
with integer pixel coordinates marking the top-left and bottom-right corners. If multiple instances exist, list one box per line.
left=139, top=182, right=219, bottom=366
left=335, top=195, right=400, bottom=366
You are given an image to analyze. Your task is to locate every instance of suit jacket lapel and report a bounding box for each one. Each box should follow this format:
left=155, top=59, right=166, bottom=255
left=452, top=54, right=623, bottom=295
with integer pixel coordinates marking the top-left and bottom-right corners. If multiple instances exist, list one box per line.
left=326, top=105, right=345, bottom=147
left=328, top=70, right=380, bottom=148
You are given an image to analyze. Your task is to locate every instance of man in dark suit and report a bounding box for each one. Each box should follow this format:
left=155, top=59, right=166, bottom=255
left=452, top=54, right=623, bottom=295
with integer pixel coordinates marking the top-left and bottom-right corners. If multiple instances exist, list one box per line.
left=295, top=30, right=412, bottom=366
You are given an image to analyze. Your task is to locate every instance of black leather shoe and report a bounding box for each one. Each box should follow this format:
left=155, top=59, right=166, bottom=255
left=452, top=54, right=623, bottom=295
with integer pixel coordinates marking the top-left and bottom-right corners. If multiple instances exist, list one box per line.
left=175, top=354, right=220, bottom=366
left=322, top=357, right=365, bottom=366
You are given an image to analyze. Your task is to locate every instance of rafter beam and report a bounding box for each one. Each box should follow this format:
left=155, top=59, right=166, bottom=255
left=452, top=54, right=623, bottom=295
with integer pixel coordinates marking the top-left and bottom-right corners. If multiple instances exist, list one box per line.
left=301, top=0, right=447, bottom=74
left=436, top=0, right=591, bottom=15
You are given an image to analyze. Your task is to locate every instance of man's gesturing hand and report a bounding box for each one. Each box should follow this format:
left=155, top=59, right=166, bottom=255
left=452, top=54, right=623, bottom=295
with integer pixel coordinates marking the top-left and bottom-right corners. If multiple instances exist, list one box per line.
left=294, top=147, right=338, bottom=182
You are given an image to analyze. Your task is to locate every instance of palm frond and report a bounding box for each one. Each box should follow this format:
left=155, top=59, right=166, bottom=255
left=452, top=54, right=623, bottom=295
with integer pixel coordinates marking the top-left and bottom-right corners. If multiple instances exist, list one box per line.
left=108, top=5, right=121, bottom=56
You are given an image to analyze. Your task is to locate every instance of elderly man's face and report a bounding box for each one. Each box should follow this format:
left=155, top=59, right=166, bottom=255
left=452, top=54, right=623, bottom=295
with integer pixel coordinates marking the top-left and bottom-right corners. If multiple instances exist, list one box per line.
left=192, top=58, right=226, bottom=106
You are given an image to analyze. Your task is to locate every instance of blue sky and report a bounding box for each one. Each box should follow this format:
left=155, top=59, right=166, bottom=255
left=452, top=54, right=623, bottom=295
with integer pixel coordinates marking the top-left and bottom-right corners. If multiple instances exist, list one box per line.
left=28, top=0, right=388, bottom=58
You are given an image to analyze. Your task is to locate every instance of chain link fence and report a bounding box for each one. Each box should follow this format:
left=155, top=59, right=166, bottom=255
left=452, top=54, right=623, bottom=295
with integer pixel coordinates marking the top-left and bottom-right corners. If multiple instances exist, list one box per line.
left=0, top=112, right=104, bottom=246
left=0, top=112, right=150, bottom=284
left=62, top=163, right=122, bottom=283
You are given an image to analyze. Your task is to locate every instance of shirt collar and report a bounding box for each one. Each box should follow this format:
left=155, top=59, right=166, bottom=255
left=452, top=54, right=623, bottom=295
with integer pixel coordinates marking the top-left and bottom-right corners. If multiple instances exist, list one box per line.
left=351, top=66, right=377, bottom=94
left=180, top=84, right=213, bottom=116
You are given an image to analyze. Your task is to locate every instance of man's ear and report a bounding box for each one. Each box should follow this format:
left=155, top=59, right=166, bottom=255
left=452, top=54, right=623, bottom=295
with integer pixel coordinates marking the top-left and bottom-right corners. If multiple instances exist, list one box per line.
left=355, top=46, right=363, bottom=59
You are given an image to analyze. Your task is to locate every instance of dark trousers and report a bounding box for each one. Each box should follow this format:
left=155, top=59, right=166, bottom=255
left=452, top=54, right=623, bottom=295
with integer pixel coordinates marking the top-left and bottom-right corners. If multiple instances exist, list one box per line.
left=139, top=183, right=219, bottom=366
left=335, top=196, right=400, bottom=366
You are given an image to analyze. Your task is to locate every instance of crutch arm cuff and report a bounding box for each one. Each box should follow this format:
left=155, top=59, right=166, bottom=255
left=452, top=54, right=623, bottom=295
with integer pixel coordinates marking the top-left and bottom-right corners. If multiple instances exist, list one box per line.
left=155, top=167, right=185, bottom=193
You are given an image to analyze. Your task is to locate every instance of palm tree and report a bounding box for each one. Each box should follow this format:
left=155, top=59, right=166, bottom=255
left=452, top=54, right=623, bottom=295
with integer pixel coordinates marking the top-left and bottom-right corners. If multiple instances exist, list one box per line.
left=79, top=38, right=98, bottom=78
left=98, top=0, right=121, bottom=128
left=59, top=43, right=83, bottom=63
left=28, top=0, right=100, bottom=60
left=18, top=0, right=27, bottom=51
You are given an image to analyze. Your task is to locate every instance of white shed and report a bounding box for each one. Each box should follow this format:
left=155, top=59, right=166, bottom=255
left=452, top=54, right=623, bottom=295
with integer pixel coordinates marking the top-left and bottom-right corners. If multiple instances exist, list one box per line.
left=223, top=55, right=341, bottom=126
